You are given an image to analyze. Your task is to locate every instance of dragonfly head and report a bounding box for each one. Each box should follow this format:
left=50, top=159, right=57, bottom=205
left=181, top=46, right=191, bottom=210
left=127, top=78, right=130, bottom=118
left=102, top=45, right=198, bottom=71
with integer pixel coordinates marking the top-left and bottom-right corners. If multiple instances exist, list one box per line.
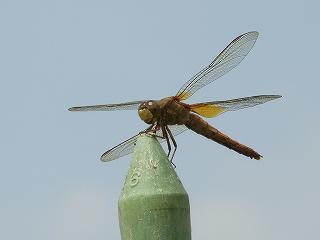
left=138, top=100, right=159, bottom=124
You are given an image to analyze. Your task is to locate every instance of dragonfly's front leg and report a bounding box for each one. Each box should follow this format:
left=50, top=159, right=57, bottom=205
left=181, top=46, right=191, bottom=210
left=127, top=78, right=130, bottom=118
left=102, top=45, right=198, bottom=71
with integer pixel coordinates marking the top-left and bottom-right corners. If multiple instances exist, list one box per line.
left=139, top=125, right=153, bottom=135
left=151, top=123, right=158, bottom=132
left=144, top=123, right=164, bottom=139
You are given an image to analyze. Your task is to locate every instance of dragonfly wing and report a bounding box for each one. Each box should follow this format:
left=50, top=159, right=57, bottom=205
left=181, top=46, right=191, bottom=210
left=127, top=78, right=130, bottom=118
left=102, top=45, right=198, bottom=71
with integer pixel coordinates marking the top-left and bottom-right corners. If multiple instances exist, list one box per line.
left=176, top=31, right=259, bottom=100
left=190, top=95, right=282, bottom=118
left=68, top=100, right=147, bottom=112
left=100, top=125, right=188, bottom=162
left=100, top=132, right=141, bottom=162
left=167, top=124, right=188, bottom=136
left=157, top=124, right=189, bottom=140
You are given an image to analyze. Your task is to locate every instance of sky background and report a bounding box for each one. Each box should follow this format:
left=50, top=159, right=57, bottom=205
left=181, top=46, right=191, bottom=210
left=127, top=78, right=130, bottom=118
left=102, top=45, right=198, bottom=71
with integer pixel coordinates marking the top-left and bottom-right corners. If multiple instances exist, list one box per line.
left=1, top=0, right=319, bottom=239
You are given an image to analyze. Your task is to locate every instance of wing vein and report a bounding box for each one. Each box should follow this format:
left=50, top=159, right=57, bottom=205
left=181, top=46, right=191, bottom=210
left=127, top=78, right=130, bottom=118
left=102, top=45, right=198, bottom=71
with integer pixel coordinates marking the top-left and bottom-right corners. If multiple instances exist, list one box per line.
left=176, top=31, right=259, bottom=100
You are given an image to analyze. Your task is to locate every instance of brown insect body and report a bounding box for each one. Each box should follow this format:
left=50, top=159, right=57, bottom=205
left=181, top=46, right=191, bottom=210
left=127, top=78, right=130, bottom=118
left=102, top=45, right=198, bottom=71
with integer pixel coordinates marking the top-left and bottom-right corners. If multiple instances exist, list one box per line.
left=184, top=113, right=261, bottom=160
left=139, top=96, right=261, bottom=160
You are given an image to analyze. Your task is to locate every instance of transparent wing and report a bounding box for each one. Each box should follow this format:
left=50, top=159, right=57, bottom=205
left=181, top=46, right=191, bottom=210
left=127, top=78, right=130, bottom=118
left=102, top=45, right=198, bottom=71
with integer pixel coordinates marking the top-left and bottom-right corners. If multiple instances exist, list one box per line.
left=100, top=125, right=188, bottom=162
left=68, top=100, right=147, bottom=112
left=100, top=132, right=140, bottom=162
left=166, top=124, right=188, bottom=136
left=176, top=31, right=259, bottom=100
left=190, top=95, right=281, bottom=118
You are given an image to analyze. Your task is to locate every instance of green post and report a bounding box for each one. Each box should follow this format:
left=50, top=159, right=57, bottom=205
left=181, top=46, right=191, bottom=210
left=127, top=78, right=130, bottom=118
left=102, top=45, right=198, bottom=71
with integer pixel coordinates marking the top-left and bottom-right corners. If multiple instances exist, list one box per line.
left=118, top=134, right=191, bottom=240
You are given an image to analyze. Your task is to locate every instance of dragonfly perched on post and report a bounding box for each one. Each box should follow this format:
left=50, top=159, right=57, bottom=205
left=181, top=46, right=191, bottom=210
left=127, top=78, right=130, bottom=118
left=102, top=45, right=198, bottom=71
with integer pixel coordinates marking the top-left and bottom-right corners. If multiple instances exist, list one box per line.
left=69, top=31, right=281, bottom=164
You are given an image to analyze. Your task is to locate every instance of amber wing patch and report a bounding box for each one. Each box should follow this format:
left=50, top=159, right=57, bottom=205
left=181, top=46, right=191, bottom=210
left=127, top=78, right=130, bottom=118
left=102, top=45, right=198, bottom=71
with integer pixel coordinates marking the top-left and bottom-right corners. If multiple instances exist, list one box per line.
left=190, top=104, right=225, bottom=118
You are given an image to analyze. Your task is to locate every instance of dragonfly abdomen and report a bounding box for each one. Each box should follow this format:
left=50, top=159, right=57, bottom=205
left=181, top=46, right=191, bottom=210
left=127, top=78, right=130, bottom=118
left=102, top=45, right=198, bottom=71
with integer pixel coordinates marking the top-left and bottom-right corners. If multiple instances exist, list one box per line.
left=185, top=113, right=261, bottom=160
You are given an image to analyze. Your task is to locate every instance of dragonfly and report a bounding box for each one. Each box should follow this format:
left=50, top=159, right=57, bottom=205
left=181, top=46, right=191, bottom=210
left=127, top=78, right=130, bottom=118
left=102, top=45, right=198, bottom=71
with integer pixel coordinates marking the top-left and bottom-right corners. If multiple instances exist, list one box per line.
left=69, top=31, right=281, bottom=164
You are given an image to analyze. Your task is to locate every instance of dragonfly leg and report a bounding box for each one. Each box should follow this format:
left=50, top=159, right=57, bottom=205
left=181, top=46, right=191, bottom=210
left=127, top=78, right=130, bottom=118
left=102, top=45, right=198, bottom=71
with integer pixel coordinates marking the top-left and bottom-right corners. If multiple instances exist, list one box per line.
left=165, top=126, right=177, bottom=168
left=162, top=126, right=172, bottom=158
left=146, top=123, right=165, bottom=139
left=139, top=125, right=153, bottom=134
left=151, top=122, right=159, bottom=132
left=141, top=125, right=162, bottom=138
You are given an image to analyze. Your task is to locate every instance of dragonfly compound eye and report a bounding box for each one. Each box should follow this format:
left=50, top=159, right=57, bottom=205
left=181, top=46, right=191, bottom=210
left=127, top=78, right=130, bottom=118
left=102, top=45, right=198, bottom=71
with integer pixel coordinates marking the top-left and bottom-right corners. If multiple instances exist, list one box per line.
left=138, top=108, right=153, bottom=124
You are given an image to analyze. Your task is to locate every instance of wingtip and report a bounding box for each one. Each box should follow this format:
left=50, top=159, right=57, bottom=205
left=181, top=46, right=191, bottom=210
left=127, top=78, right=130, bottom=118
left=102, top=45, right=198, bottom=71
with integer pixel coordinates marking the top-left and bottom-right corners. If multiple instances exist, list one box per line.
left=246, top=31, right=259, bottom=38
left=100, top=155, right=106, bottom=162
left=268, top=95, right=282, bottom=100
left=68, top=107, right=80, bottom=111
left=100, top=152, right=111, bottom=162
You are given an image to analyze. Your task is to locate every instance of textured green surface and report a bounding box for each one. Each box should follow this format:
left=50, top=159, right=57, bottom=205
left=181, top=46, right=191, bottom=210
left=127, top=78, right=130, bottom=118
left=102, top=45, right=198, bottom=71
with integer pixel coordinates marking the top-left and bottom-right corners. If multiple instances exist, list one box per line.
left=118, top=134, right=191, bottom=240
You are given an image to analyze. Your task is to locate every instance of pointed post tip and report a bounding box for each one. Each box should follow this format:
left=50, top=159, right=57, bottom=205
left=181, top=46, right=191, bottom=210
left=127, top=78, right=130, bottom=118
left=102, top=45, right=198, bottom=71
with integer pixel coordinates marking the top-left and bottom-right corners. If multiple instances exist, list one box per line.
left=118, top=133, right=191, bottom=240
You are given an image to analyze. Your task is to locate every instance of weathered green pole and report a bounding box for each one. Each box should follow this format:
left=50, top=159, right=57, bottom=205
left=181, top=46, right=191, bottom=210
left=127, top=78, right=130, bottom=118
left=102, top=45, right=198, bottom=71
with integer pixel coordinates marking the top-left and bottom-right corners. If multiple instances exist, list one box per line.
left=118, top=134, right=191, bottom=240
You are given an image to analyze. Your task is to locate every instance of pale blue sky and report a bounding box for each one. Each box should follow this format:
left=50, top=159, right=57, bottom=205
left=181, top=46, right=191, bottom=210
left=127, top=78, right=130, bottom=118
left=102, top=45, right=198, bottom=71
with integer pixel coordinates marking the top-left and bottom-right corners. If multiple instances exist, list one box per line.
left=1, top=1, right=319, bottom=239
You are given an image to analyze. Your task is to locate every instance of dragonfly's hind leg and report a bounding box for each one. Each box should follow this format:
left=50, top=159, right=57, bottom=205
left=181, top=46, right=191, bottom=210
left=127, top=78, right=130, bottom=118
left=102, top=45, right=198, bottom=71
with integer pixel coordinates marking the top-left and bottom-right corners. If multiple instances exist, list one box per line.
left=162, top=126, right=172, bottom=158
left=146, top=124, right=177, bottom=168
left=166, top=126, right=177, bottom=167
left=161, top=126, right=177, bottom=168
